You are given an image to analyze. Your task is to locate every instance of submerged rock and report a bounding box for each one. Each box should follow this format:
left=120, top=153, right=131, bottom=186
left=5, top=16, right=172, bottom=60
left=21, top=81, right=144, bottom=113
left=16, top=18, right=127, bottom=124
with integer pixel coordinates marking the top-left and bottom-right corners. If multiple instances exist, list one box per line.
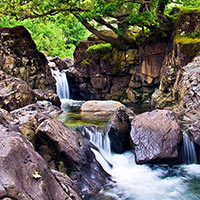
left=130, top=109, right=182, bottom=164
left=107, top=107, right=135, bottom=153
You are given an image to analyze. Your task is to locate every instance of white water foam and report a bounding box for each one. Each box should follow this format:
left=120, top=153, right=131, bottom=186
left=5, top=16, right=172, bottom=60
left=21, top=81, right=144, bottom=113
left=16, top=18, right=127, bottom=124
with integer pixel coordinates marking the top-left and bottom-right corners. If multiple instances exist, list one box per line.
left=82, top=127, right=200, bottom=200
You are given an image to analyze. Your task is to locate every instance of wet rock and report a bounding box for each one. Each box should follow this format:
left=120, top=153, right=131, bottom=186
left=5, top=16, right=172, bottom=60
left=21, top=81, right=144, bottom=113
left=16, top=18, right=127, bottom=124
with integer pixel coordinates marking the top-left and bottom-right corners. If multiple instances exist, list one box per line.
left=32, top=89, right=61, bottom=107
left=107, top=107, right=135, bottom=153
left=0, top=71, right=32, bottom=111
left=0, top=129, right=71, bottom=200
left=0, top=26, right=55, bottom=90
left=130, top=109, right=182, bottom=164
left=36, top=119, right=109, bottom=196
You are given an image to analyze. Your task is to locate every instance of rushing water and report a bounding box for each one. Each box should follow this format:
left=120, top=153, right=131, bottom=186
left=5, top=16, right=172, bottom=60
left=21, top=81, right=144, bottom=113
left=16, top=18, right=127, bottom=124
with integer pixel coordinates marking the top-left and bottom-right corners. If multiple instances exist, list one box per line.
left=53, top=79, right=200, bottom=199
left=51, top=69, right=70, bottom=99
left=81, top=127, right=200, bottom=200
left=183, top=131, right=197, bottom=164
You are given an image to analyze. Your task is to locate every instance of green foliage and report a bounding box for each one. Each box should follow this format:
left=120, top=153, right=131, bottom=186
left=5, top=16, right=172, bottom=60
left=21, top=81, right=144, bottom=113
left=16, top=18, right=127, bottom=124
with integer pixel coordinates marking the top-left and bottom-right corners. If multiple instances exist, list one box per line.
left=1, top=0, right=200, bottom=51
left=175, top=36, right=200, bottom=44
left=87, top=43, right=112, bottom=55
left=0, top=14, right=90, bottom=58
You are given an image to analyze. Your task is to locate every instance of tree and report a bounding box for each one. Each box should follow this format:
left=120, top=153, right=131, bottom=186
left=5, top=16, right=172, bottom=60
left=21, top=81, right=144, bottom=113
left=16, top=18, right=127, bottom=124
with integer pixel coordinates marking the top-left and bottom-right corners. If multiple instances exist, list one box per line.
left=0, top=0, right=199, bottom=50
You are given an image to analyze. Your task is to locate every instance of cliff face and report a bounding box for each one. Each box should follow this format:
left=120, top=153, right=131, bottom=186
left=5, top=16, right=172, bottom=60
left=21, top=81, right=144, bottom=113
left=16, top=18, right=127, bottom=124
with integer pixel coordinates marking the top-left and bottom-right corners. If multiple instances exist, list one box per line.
left=68, top=34, right=167, bottom=103
left=152, top=10, right=200, bottom=108
left=68, top=10, right=200, bottom=106
left=0, top=26, right=55, bottom=90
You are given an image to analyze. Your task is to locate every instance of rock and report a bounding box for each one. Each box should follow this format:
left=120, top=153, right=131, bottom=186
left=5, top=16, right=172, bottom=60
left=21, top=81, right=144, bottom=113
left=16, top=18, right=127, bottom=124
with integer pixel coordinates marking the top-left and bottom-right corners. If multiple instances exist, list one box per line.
left=81, top=100, right=125, bottom=114
left=68, top=33, right=167, bottom=103
left=0, top=71, right=32, bottom=111
left=152, top=10, right=200, bottom=108
left=130, top=109, right=182, bottom=164
left=36, top=119, right=109, bottom=196
left=107, top=107, right=135, bottom=153
left=10, top=102, right=62, bottom=143
left=174, top=56, right=200, bottom=146
left=0, top=26, right=55, bottom=90
left=48, top=56, right=74, bottom=71
left=32, top=89, right=61, bottom=107
left=0, top=129, right=72, bottom=200
left=0, top=108, right=18, bottom=132
left=51, top=170, right=81, bottom=200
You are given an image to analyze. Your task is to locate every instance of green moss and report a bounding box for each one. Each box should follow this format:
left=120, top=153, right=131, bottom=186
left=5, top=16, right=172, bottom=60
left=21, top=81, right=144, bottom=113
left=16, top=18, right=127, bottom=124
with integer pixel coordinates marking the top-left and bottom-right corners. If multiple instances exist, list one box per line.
left=80, top=58, right=91, bottom=67
left=175, top=36, right=200, bottom=44
left=179, top=8, right=200, bottom=16
left=87, top=43, right=112, bottom=55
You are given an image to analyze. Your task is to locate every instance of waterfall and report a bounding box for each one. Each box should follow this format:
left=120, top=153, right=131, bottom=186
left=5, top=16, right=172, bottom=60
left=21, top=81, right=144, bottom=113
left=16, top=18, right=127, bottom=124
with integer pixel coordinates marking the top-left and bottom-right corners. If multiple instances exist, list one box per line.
left=80, top=127, right=200, bottom=200
left=183, top=131, right=197, bottom=164
left=51, top=69, right=70, bottom=99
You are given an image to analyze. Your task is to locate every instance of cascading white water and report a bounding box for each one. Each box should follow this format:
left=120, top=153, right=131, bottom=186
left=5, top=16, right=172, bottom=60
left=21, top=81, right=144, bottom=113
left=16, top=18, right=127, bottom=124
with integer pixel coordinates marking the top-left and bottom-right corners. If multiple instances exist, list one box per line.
left=82, top=127, right=200, bottom=200
left=183, top=132, right=197, bottom=164
left=51, top=69, right=70, bottom=99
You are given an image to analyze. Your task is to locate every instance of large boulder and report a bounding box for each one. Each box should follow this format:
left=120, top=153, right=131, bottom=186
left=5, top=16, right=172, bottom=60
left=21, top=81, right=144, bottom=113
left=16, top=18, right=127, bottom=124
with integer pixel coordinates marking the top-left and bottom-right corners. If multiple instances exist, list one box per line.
left=0, top=71, right=32, bottom=111
left=0, top=26, right=55, bottom=90
left=36, top=119, right=109, bottom=197
left=130, top=109, right=182, bottom=164
left=107, top=107, right=135, bottom=153
left=0, top=129, right=73, bottom=200
left=81, top=100, right=125, bottom=116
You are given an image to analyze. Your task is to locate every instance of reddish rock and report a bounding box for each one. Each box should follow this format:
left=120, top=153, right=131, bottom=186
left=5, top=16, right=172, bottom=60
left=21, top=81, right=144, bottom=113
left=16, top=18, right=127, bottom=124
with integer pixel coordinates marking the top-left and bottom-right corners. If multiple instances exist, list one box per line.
left=130, top=109, right=182, bottom=164
left=36, top=119, right=110, bottom=196
left=0, top=129, right=71, bottom=200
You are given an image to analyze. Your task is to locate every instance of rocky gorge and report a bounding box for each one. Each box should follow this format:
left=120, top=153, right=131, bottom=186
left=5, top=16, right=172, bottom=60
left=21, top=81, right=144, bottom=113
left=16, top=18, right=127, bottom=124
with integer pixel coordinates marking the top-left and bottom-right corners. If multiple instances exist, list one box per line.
left=0, top=9, right=200, bottom=200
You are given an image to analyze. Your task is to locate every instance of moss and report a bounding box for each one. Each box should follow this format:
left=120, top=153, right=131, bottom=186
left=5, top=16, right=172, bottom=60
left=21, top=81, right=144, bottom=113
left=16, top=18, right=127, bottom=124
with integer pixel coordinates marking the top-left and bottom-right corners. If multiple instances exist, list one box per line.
left=87, top=43, right=112, bottom=55
left=175, top=36, right=200, bottom=44
left=80, top=58, right=91, bottom=67
left=179, top=8, right=200, bottom=16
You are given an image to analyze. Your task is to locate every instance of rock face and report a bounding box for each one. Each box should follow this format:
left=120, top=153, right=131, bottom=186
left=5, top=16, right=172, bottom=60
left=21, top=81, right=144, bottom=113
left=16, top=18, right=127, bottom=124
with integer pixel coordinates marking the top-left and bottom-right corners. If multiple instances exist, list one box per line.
left=107, top=107, right=135, bottom=153
left=36, top=119, right=109, bottom=196
left=130, top=109, right=182, bottom=164
left=67, top=33, right=167, bottom=103
left=174, top=56, right=200, bottom=146
left=152, top=10, right=200, bottom=108
left=0, top=71, right=32, bottom=111
left=0, top=26, right=55, bottom=90
left=0, top=129, right=72, bottom=200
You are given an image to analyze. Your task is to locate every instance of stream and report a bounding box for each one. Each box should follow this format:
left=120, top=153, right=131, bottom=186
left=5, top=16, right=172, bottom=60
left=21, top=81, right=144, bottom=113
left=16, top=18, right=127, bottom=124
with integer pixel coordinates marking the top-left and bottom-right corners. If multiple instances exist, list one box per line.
left=52, top=69, right=200, bottom=200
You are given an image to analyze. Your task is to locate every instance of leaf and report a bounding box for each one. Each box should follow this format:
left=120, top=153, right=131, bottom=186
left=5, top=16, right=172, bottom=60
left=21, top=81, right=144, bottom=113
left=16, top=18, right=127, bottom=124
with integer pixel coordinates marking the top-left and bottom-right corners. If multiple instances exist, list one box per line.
left=32, top=170, right=42, bottom=179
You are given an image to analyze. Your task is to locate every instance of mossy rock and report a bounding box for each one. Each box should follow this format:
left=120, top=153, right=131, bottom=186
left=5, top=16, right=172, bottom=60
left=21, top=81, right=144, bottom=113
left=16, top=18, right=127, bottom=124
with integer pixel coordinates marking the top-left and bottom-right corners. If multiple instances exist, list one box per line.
left=87, top=43, right=112, bottom=56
